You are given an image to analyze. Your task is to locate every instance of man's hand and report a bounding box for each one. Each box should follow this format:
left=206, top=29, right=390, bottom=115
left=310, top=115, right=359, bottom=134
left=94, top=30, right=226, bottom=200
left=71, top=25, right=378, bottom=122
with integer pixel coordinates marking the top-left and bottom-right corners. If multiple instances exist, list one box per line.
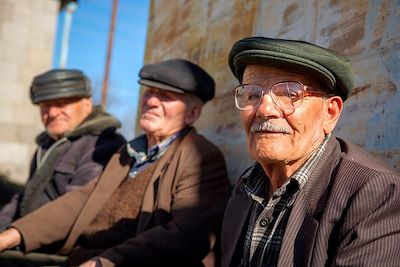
left=0, top=228, right=22, bottom=251
left=79, top=256, right=116, bottom=267
left=79, top=259, right=98, bottom=267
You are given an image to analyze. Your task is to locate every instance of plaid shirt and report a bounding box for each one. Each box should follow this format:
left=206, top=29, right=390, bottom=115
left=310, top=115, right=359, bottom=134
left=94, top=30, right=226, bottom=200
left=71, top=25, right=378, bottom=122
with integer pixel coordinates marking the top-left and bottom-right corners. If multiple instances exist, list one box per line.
left=241, top=135, right=331, bottom=267
left=126, top=130, right=183, bottom=179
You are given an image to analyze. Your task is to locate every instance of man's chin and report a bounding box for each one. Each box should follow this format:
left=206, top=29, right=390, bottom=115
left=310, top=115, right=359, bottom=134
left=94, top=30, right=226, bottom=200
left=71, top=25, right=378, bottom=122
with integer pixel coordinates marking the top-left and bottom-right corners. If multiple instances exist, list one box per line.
left=140, top=125, right=158, bottom=135
left=46, top=128, right=68, bottom=140
left=140, top=118, right=160, bottom=130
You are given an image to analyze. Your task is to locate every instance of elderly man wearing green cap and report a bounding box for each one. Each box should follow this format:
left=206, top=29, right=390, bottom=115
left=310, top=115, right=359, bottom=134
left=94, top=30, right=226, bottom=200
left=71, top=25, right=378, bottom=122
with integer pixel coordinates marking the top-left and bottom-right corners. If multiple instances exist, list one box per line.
left=221, top=37, right=400, bottom=266
left=0, top=69, right=125, bottom=231
left=0, top=59, right=230, bottom=267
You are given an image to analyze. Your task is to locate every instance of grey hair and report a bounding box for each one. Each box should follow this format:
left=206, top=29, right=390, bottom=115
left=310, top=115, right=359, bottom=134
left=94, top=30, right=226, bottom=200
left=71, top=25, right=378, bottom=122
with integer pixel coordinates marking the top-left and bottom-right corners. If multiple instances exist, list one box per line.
left=183, top=93, right=204, bottom=109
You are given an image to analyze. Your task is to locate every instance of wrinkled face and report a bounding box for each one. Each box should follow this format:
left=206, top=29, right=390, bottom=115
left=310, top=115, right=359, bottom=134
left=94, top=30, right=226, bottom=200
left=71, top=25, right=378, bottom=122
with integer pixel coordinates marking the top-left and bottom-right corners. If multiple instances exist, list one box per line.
left=39, top=97, right=93, bottom=140
left=140, top=87, right=195, bottom=141
left=240, top=65, right=331, bottom=166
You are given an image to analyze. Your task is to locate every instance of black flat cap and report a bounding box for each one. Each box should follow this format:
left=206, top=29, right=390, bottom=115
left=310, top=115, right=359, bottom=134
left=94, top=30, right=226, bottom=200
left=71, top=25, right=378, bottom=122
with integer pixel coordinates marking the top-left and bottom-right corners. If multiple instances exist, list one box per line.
left=138, top=59, right=215, bottom=103
left=228, top=37, right=354, bottom=100
left=30, top=69, right=92, bottom=104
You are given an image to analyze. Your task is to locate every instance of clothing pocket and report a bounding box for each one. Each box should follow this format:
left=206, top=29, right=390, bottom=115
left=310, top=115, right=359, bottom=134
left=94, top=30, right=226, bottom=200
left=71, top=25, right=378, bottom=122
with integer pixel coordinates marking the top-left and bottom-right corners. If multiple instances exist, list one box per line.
left=48, top=161, right=76, bottom=198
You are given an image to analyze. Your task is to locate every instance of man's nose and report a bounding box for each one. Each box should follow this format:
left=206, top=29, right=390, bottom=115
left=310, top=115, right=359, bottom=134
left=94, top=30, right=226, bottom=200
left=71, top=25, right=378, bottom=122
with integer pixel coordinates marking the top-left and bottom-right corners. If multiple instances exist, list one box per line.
left=143, top=93, right=161, bottom=106
left=47, top=105, right=62, bottom=117
left=256, top=93, right=281, bottom=118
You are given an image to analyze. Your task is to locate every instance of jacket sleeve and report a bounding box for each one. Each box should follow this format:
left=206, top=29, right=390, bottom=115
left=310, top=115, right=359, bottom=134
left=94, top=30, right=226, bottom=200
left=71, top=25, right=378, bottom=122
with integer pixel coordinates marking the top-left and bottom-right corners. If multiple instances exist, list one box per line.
left=0, top=194, right=19, bottom=231
left=330, top=172, right=400, bottom=266
left=0, top=153, right=37, bottom=230
left=98, top=137, right=230, bottom=266
left=11, top=178, right=97, bottom=253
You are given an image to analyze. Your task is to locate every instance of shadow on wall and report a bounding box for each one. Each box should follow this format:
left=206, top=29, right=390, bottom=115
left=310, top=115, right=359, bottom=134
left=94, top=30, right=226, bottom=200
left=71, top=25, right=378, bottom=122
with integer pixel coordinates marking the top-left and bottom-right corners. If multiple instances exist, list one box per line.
left=0, top=173, right=23, bottom=207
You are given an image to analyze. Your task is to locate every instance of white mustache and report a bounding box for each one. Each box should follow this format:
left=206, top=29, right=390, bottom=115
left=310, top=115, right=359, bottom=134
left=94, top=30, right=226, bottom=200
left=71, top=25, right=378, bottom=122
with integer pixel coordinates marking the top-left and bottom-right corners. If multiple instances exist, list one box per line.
left=250, top=120, right=290, bottom=134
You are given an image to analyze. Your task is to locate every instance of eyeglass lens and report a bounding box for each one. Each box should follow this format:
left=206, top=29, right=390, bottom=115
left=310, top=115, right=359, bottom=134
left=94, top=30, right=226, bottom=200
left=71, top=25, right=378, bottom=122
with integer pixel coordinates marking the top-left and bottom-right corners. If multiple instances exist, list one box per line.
left=235, top=82, right=303, bottom=110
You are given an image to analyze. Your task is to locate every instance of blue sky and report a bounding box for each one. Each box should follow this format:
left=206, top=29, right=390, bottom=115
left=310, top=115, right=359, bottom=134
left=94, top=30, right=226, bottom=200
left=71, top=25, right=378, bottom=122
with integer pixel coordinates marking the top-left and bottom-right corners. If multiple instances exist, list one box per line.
left=52, top=0, right=149, bottom=139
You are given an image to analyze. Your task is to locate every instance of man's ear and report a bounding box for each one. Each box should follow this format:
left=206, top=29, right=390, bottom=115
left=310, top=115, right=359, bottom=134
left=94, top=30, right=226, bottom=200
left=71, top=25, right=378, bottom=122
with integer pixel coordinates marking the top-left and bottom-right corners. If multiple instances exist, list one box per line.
left=185, top=106, right=202, bottom=125
left=82, top=97, right=94, bottom=115
left=83, top=97, right=93, bottom=107
left=323, top=96, right=343, bottom=135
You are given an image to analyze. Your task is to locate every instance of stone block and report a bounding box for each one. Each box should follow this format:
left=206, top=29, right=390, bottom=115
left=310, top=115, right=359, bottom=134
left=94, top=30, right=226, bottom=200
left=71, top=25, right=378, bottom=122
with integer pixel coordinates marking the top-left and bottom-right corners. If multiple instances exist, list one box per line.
left=0, top=105, right=15, bottom=124
left=0, top=142, right=32, bottom=184
left=16, top=123, right=43, bottom=143
left=0, top=124, right=18, bottom=142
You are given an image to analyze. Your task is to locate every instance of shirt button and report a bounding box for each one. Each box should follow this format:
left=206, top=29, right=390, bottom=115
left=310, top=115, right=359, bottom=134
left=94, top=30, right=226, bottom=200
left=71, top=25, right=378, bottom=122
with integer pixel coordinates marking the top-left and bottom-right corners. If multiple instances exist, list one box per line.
left=259, top=219, right=269, bottom=227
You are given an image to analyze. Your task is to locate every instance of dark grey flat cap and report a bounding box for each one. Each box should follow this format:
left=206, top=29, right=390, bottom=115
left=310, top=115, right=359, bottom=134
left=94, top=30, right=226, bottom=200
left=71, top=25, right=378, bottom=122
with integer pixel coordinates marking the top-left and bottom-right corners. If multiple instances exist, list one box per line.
left=30, top=69, right=92, bottom=104
left=138, top=59, right=215, bottom=103
left=228, top=37, right=354, bottom=100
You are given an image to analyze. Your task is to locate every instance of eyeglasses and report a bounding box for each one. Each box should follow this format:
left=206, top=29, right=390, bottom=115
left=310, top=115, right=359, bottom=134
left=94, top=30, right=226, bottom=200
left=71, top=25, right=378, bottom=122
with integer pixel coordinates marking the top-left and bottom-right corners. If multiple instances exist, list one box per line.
left=233, top=81, right=332, bottom=113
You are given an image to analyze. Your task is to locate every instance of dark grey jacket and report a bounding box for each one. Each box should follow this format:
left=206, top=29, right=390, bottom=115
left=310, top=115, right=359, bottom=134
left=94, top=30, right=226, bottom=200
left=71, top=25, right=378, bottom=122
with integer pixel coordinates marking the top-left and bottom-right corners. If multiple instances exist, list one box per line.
left=0, top=106, right=125, bottom=230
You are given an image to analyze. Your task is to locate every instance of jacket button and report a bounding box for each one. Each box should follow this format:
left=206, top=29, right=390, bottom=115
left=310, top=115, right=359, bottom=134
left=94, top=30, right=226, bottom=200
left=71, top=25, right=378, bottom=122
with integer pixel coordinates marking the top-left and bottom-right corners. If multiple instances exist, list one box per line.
left=259, top=219, right=269, bottom=227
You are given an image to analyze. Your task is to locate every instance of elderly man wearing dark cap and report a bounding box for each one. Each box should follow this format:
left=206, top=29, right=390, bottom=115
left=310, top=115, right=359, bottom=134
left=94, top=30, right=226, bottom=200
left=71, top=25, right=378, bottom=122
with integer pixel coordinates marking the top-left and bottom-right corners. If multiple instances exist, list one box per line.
left=0, top=69, right=125, bottom=231
left=221, top=37, right=400, bottom=267
left=0, top=59, right=230, bottom=267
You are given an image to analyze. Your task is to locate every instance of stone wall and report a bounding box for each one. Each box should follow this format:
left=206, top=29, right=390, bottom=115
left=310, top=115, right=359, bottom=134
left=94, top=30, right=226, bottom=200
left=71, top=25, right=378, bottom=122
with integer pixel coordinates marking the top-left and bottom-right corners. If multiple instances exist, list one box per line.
left=142, top=0, right=400, bottom=182
left=0, top=0, right=59, bottom=183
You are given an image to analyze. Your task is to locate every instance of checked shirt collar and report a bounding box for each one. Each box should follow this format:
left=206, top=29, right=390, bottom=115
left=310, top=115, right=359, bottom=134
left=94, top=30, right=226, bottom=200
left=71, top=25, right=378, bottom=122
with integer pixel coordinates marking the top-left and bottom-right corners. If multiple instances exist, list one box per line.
left=126, top=129, right=184, bottom=179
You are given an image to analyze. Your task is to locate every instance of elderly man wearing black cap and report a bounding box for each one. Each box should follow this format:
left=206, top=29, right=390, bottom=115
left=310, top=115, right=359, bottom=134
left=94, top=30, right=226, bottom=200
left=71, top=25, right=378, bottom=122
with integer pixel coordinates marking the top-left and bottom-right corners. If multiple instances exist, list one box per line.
left=0, top=69, right=125, bottom=231
left=221, top=37, right=400, bottom=267
left=0, top=59, right=230, bottom=267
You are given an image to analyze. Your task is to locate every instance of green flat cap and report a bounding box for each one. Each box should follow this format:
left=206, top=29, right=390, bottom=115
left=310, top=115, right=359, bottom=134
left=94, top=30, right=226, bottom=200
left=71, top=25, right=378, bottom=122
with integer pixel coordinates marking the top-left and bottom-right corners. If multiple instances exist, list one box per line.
left=228, top=37, right=354, bottom=100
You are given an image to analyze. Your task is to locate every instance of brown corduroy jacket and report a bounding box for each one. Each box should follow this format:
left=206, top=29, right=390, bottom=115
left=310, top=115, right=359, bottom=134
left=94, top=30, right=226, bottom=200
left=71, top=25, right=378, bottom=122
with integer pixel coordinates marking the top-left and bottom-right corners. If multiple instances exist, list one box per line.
left=12, top=128, right=230, bottom=267
left=221, top=136, right=400, bottom=267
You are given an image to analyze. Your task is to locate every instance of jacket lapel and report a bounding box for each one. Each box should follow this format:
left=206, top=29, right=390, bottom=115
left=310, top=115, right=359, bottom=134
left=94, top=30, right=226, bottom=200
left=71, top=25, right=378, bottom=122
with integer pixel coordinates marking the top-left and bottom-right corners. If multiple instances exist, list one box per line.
left=222, top=191, right=252, bottom=267
left=60, top=149, right=133, bottom=253
left=278, top=191, right=319, bottom=266
left=136, top=128, right=191, bottom=234
left=278, top=137, right=341, bottom=266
